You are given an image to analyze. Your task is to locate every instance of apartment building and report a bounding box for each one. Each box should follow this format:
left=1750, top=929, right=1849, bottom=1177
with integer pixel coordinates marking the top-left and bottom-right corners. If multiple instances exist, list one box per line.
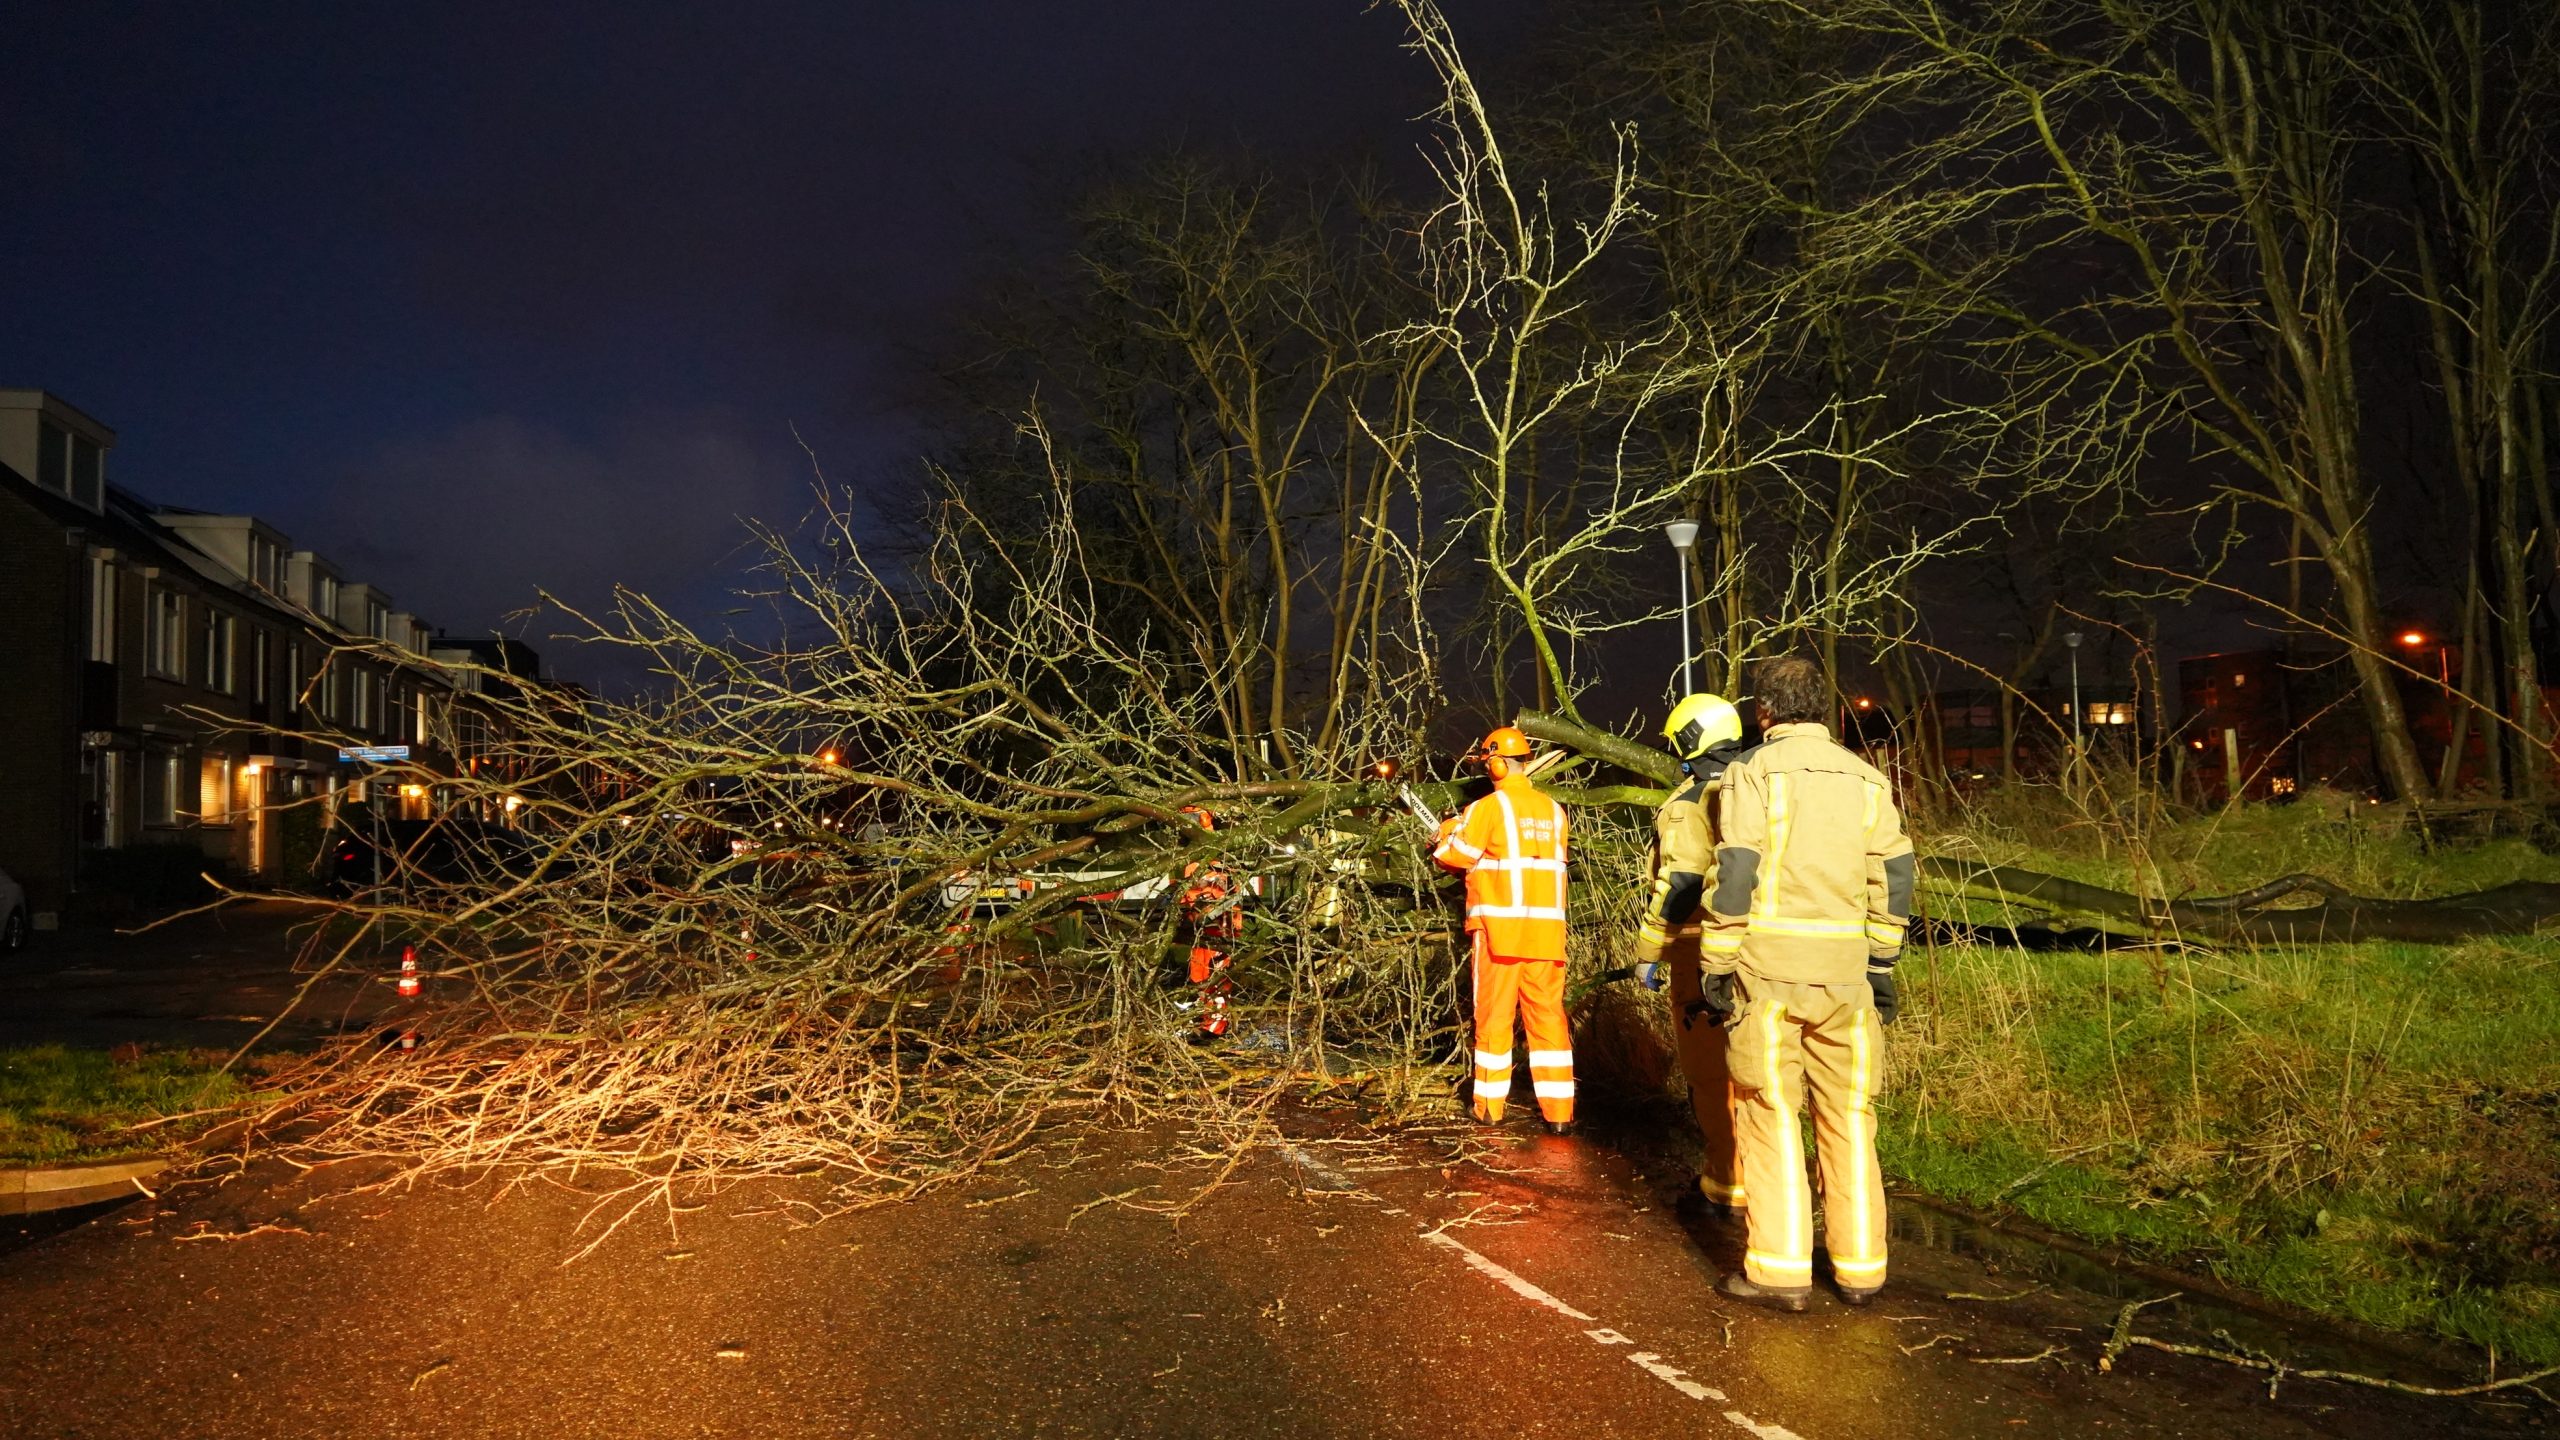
left=0, top=388, right=532, bottom=925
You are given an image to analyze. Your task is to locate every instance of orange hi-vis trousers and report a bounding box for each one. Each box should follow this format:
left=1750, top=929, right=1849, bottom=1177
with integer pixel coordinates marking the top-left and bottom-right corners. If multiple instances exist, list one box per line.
left=1726, top=973, right=1888, bottom=1292
left=1469, top=930, right=1574, bottom=1125
left=1666, top=943, right=1743, bottom=1208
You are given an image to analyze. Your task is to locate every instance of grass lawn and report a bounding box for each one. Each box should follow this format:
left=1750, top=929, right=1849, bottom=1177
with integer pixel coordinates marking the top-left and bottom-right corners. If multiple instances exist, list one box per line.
left=1893, top=789, right=2560, bottom=1363
left=0, top=1046, right=278, bottom=1166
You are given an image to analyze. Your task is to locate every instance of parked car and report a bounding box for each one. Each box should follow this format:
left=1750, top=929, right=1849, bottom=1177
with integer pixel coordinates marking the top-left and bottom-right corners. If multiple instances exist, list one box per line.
left=0, top=865, right=27, bottom=952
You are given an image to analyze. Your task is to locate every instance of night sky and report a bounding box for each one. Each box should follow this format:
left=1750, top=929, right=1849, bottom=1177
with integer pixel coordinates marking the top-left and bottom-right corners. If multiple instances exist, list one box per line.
left=3, top=3, right=1538, bottom=672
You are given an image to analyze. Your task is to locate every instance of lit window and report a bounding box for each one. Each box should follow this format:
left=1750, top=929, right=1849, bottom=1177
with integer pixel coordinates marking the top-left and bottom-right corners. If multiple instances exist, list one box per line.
left=200, top=755, right=232, bottom=823
left=2087, top=702, right=2133, bottom=725
left=251, top=630, right=272, bottom=704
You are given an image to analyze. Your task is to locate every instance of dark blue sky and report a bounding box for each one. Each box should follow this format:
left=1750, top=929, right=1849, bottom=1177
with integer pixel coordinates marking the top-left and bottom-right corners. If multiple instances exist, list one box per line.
left=3, top=3, right=1537, bottom=667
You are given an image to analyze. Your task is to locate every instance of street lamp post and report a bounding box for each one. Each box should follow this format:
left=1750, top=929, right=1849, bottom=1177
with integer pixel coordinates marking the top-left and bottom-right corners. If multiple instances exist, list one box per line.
left=2064, top=632, right=2085, bottom=769
left=1666, top=521, right=1701, bottom=695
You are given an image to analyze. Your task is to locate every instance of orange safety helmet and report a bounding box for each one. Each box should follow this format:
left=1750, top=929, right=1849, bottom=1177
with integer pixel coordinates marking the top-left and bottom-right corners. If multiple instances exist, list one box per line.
left=1179, top=804, right=1217, bottom=832
left=1475, top=725, right=1534, bottom=780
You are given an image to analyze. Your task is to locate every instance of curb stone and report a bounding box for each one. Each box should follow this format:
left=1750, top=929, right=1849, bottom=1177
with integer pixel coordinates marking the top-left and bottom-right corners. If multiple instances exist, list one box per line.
left=0, top=1155, right=167, bottom=1216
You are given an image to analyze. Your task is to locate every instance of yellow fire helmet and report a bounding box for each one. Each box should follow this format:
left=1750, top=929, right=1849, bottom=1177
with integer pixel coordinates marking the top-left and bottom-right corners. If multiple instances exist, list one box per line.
left=1662, top=693, right=1744, bottom=760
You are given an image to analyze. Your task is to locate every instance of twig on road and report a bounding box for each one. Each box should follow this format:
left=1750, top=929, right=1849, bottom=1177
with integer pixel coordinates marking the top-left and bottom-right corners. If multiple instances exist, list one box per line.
left=1899, top=1333, right=1964, bottom=1356
left=2098, top=1293, right=2182, bottom=1372
left=2098, top=1292, right=2559, bottom=1406
left=964, top=1187, right=1039, bottom=1209
left=1946, top=1284, right=2047, bottom=1302
left=1971, top=1346, right=2065, bottom=1366
left=409, top=1357, right=452, bottom=1391
left=1067, top=1185, right=1152, bottom=1226
left=171, top=1221, right=312, bottom=1243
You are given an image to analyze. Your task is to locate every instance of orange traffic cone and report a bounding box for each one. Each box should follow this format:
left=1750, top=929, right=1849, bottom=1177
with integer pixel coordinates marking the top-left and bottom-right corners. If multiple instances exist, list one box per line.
left=397, top=944, right=421, bottom=998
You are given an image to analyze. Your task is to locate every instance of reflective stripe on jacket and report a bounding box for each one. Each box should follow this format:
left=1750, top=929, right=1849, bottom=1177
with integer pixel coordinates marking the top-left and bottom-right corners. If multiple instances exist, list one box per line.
left=1703, top=723, right=1915, bottom=984
left=1432, top=777, right=1569, bottom=961
left=1634, top=776, right=1716, bottom=961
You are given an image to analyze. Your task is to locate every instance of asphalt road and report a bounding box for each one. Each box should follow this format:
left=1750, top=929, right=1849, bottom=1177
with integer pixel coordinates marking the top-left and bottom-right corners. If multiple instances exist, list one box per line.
left=0, top=1110, right=2532, bottom=1439
left=0, top=901, right=393, bottom=1052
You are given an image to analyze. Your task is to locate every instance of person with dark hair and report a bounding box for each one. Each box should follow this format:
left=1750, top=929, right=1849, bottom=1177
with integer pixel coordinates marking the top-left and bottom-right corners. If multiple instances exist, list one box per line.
left=1698, top=655, right=1915, bottom=1312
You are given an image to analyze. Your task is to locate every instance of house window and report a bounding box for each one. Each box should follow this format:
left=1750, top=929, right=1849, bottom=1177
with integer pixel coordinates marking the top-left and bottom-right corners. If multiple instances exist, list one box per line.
left=92, top=750, right=129, bottom=848
left=200, top=755, right=233, bottom=824
left=324, top=661, right=346, bottom=723
left=88, top=555, right=119, bottom=663
left=201, top=611, right=237, bottom=694
left=38, top=421, right=66, bottom=496
left=147, top=588, right=186, bottom=679
left=2088, top=702, right=2134, bottom=726
left=367, top=600, right=389, bottom=640
left=352, top=669, right=374, bottom=729
left=249, top=534, right=282, bottom=593
left=146, top=751, right=185, bottom=825
left=314, top=574, right=339, bottom=617
left=251, top=629, right=272, bottom=704
left=71, top=434, right=102, bottom=509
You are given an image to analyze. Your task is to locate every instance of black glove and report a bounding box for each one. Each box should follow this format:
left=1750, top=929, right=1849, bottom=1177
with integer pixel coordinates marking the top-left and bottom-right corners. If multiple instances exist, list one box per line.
left=1699, top=970, right=1736, bottom=1024
left=1867, top=967, right=1899, bottom=1026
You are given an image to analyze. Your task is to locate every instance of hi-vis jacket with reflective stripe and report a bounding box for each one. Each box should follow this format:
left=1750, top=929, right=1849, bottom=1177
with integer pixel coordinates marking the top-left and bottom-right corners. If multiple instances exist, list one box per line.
left=1704, top=723, right=1915, bottom=985
left=1432, top=776, right=1570, bottom=961
left=1634, top=776, right=1716, bottom=963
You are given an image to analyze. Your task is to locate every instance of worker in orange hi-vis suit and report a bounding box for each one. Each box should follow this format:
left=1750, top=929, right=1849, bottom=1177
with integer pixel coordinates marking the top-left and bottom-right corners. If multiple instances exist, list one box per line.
left=1177, top=806, right=1240, bottom=1040
left=1431, top=726, right=1575, bottom=1135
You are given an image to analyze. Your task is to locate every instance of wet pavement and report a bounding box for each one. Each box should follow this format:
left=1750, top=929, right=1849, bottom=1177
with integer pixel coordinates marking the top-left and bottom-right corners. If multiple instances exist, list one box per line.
left=0, top=1109, right=2537, bottom=1439
left=0, top=901, right=394, bottom=1052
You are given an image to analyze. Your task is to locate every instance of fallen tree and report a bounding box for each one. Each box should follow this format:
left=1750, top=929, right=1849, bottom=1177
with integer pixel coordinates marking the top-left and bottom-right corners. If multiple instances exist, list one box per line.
left=1516, top=709, right=2560, bottom=946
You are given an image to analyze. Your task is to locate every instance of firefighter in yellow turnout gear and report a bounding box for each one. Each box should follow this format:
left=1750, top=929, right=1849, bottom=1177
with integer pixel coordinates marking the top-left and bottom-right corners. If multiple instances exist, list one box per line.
left=1632, top=694, right=1750, bottom=1213
left=1432, top=726, right=1577, bottom=1135
left=1702, top=657, right=1916, bottom=1312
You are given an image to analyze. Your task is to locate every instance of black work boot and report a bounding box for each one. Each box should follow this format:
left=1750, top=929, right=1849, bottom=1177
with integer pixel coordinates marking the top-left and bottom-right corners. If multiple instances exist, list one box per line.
left=1837, top=1283, right=1883, bottom=1308
left=1715, top=1272, right=1811, bottom=1314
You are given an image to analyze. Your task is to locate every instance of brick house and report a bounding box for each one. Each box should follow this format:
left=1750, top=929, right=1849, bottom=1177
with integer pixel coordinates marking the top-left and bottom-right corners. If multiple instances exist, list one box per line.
left=0, top=389, right=527, bottom=926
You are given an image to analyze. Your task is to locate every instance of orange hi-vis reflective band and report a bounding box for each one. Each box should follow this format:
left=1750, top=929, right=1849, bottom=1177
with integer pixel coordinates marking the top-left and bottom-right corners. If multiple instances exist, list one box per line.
left=1432, top=778, right=1568, bottom=961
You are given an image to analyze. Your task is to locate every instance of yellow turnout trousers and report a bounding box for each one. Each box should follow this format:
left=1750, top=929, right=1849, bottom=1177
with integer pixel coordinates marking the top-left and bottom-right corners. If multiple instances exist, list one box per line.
left=1664, top=939, right=1743, bottom=1207
left=1727, top=973, right=1888, bottom=1291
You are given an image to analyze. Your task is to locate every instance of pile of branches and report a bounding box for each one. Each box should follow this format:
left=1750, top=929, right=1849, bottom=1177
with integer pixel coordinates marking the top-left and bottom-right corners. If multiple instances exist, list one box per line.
left=247, top=481, right=1664, bottom=1211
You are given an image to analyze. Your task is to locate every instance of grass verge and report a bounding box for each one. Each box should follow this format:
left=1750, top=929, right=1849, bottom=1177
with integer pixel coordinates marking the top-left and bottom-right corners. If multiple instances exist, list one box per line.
left=0, top=1046, right=279, bottom=1166
left=1892, top=789, right=2560, bottom=1364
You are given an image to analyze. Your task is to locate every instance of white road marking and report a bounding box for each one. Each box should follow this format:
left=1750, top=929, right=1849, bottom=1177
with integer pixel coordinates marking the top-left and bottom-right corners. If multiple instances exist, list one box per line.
left=1416, top=1218, right=1811, bottom=1439
left=1421, top=1231, right=1596, bottom=1321
left=1629, top=1351, right=1726, bottom=1402
left=1280, top=1145, right=1358, bottom=1192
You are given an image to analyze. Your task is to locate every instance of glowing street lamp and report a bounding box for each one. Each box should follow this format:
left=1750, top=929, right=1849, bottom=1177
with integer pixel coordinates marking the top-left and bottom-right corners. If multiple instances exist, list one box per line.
left=1665, top=521, right=1701, bottom=695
